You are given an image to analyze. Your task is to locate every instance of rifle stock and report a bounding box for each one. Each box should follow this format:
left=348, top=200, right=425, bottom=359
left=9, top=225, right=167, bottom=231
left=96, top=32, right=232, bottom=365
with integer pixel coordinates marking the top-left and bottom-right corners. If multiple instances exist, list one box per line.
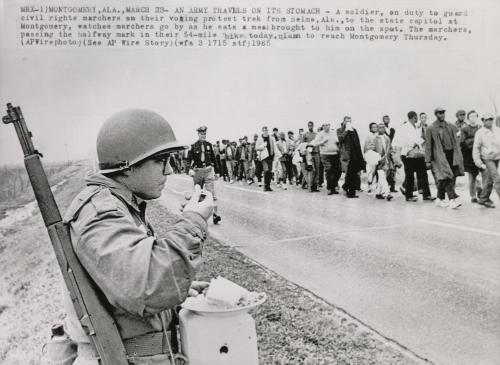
left=3, top=103, right=129, bottom=364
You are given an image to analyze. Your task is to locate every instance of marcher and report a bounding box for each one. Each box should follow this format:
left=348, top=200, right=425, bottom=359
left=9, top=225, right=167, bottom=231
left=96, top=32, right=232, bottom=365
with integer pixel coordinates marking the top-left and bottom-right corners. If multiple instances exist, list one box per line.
left=313, top=122, right=341, bottom=195
left=425, top=107, right=464, bottom=208
left=235, top=137, right=250, bottom=185
left=365, top=123, right=395, bottom=201
left=383, top=115, right=396, bottom=142
left=364, top=123, right=379, bottom=193
left=455, top=110, right=467, bottom=137
left=255, top=126, right=275, bottom=191
left=219, top=140, right=228, bottom=181
left=276, top=132, right=290, bottom=189
left=374, top=123, right=395, bottom=200
left=271, top=127, right=282, bottom=184
left=394, top=111, right=435, bottom=202
left=460, top=111, right=483, bottom=203
left=383, top=115, right=398, bottom=192
left=188, top=126, right=222, bottom=224
left=225, top=140, right=236, bottom=183
left=213, top=141, right=222, bottom=176
left=473, top=112, right=500, bottom=208
left=317, top=126, right=325, bottom=188
left=338, top=116, right=365, bottom=198
left=251, top=133, right=263, bottom=186
left=287, top=131, right=298, bottom=184
left=64, top=109, right=214, bottom=364
left=304, top=121, right=320, bottom=192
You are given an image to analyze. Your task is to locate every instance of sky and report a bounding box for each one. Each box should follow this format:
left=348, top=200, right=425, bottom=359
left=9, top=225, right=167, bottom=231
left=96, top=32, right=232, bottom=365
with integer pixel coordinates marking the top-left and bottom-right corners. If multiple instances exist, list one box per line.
left=1, top=0, right=499, bottom=165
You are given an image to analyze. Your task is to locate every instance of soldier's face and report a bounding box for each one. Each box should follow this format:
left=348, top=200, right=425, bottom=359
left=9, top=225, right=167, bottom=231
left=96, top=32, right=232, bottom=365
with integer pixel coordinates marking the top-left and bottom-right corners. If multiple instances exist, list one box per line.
left=127, top=159, right=169, bottom=199
left=198, top=132, right=207, bottom=141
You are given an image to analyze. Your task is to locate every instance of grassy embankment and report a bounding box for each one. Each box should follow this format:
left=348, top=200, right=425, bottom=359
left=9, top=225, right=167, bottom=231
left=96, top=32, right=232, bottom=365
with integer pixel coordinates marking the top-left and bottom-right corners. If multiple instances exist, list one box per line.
left=0, top=162, right=426, bottom=364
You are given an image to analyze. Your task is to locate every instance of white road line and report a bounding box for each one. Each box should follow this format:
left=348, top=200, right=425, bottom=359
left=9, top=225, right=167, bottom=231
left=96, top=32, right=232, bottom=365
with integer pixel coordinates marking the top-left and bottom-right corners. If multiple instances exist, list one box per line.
left=223, top=184, right=268, bottom=195
left=235, top=223, right=412, bottom=247
left=418, top=219, right=500, bottom=237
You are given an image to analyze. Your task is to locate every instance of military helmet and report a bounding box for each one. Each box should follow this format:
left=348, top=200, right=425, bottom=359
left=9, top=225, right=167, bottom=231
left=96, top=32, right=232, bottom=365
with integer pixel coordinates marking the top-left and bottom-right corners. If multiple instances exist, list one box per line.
left=97, top=109, right=187, bottom=173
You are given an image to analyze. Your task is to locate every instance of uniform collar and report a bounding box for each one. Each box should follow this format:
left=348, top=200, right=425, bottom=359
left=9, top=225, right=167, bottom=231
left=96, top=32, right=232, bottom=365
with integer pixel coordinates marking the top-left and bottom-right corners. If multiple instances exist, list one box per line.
left=84, top=172, right=145, bottom=213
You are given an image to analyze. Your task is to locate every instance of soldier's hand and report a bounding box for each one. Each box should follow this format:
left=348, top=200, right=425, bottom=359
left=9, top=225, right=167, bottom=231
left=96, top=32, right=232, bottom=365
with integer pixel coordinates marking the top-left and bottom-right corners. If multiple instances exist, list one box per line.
left=188, top=280, right=210, bottom=297
left=188, top=169, right=195, bottom=177
left=183, top=184, right=214, bottom=220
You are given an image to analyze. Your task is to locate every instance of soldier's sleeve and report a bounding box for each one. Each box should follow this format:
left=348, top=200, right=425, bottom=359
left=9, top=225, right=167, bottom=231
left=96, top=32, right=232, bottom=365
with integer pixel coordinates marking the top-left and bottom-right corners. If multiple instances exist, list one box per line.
left=68, top=190, right=208, bottom=317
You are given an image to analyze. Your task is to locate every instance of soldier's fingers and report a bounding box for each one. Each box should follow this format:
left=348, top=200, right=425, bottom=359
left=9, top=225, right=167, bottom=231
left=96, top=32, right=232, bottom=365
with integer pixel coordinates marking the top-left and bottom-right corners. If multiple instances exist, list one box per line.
left=189, top=185, right=202, bottom=200
left=188, top=288, right=199, bottom=297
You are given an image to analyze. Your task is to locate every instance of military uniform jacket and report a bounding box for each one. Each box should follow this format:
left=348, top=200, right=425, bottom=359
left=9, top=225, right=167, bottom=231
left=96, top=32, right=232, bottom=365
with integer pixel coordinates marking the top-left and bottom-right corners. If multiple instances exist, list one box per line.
left=188, top=140, right=219, bottom=173
left=63, top=172, right=208, bottom=343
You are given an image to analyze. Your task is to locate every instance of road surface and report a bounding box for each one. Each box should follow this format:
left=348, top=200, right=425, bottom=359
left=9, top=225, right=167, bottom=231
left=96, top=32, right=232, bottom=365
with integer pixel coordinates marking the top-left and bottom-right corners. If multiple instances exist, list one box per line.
left=158, top=174, right=500, bottom=365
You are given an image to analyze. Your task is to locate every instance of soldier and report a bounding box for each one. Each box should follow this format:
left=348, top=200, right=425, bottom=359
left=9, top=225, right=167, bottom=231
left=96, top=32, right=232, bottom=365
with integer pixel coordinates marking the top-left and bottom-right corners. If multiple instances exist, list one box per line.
left=64, top=109, right=214, bottom=364
left=188, top=126, right=222, bottom=224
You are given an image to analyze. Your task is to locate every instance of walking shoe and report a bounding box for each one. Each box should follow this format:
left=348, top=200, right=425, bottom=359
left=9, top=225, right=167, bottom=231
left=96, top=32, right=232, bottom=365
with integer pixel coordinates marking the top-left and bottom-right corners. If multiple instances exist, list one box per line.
left=405, top=196, right=418, bottom=202
left=229, top=179, right=234, bottom=184
left=282, top=184, right=288, bottom=190
left=471, top=198, right=478, bottom=203
left=478, top=200, right=495, bottom=208
left=386, top=194, right=394, bottom=201
left=390, top=187, right=398, bottom=193
left=435, top=199, right=449, bottom=207
left=310, top=188, right=320, bottom=192
left=449, top=199, right=462, bottom=209
left=399, top=187, right=406, bottom=195
left=213, top=214, right=222, bottom=225
left=484, top=200, right=496, bottom=208
left=248, top=179, right=254, bottom=185
left=346, top=194, right=359, bottom=198
left=264, top=187, right=273, bottom=192
left=423, top=196, right=437, bottom=201
left=375, top=194, right=385, bottom=200
left=258, top=182, right=262, bottom=187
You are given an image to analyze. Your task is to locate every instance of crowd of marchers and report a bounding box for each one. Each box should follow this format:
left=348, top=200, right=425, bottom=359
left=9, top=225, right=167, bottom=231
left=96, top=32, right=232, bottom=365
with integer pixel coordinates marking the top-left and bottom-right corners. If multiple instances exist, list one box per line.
left=170, top=108, right=500, bottom=209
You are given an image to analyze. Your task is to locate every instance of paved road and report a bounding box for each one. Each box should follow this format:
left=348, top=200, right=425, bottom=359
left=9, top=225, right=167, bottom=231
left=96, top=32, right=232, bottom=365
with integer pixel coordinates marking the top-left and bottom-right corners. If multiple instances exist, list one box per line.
left=158, top=174, right=500, bottom=365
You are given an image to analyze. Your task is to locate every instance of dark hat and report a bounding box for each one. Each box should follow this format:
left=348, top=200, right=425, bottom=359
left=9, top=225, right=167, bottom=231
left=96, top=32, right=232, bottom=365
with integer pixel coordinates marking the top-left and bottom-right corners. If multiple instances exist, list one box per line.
left=197, top=126, right=207, bottom=132
left=456, top=110, right=466, bottom=117
left=434, top=106, right=446, bottom=113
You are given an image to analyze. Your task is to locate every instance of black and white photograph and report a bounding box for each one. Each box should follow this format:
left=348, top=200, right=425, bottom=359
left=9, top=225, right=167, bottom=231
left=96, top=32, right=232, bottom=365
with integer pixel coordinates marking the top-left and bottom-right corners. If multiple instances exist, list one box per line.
left=0, top=0, right=499, bottom=364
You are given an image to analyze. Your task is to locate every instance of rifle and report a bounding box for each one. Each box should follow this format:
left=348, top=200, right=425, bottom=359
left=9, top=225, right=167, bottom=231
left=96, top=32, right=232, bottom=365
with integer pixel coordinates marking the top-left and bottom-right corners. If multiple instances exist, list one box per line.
left=2, top=103, right=129, bottom=364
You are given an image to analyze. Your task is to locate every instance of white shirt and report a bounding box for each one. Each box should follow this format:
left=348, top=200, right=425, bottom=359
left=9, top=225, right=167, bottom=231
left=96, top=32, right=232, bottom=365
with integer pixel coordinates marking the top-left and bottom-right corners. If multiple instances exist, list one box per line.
left=393, top=121, right=423, bottom=156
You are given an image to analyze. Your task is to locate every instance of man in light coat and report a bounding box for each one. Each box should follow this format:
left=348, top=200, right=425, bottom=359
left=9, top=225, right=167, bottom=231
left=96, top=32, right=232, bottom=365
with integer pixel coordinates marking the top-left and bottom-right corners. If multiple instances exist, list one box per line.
left=473, top=112, right=500, bottom=208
